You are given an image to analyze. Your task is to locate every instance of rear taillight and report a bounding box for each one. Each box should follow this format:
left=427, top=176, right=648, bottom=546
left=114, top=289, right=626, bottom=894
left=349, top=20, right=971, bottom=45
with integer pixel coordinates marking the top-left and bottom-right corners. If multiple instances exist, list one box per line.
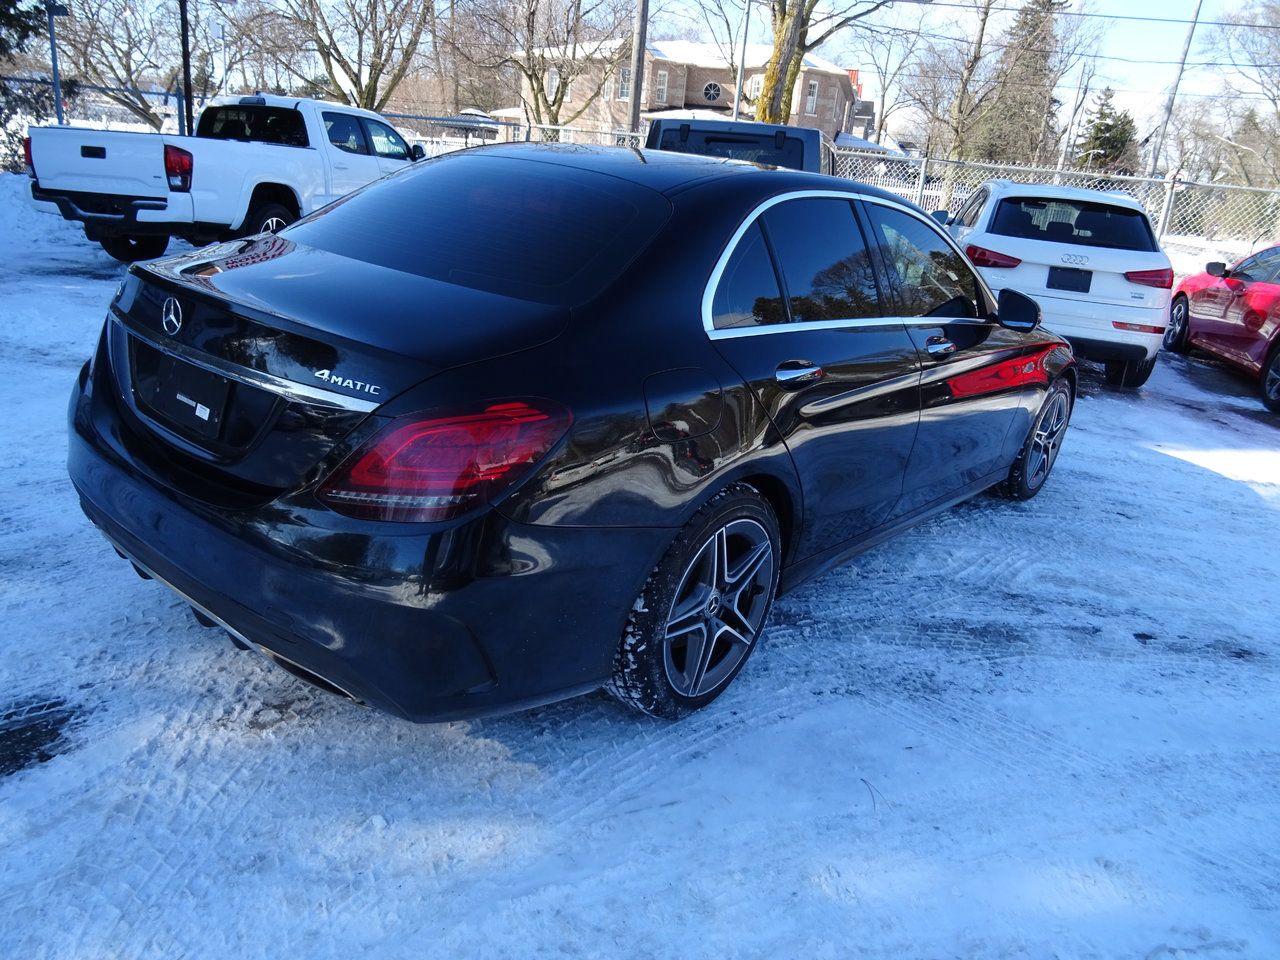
left=1113, top=321, right=1166, bottom=335
left=318, top=399, right=572, bottom=522
left=164, top=144, right=193, bottom=192
left=23, top=136, right=34, bottom=178
left=1124, top=267, right=1173, bottom=289
left=965, top=244, right=1022, bottom=268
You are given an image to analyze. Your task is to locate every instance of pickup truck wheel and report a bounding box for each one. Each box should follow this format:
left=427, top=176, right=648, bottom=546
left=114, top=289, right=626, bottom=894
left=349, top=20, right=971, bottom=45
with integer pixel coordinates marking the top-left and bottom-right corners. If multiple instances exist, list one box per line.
left=243, top=203, right=296, bottom=236
left=99, top=235, right=169, bottom=263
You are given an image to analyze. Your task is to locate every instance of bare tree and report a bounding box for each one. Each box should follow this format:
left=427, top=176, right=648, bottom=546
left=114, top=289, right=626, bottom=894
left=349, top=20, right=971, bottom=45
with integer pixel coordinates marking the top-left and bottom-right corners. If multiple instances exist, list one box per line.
left=847, top=14, right=922, bottom=144
left=1208, top=1, right=1280, bottom=185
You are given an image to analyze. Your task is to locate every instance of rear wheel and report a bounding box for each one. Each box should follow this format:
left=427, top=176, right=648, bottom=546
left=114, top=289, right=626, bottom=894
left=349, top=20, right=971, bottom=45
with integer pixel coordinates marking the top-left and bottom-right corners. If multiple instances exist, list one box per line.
left=1000, top=378, right=1073, bottom=501
left=1263, top=343, right=1280, bottom=414
left=1164, top=296, right=1191, bottom=354
left=99, top=234, right=169, bottom=263
left=607, top=484, right=780, bottom=719
left=241, top=202, right=296, bottom=237
left=1104, top=355, right=1157, bottom=388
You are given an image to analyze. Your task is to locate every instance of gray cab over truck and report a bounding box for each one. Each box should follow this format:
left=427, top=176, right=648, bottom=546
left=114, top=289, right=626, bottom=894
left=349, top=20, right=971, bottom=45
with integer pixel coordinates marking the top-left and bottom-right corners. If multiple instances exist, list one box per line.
left=644, top=118, right=834, bottom=174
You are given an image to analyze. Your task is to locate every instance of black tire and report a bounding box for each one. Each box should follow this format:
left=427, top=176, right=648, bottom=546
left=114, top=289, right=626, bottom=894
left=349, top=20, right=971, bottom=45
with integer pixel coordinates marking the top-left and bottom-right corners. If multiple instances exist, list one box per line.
left=1262, top=342, right=1280, bottom=414
left=999, top=378, right=1073, bottom=501
left=607, top=483, right=781, bottom=719
left=240, top=202, right=296, bottom=237
left=1104, top=355, right=1157, bottom=388
left=1164, top=295, right=1191, bottom=354
left=99, top=234, right=169, bottom=263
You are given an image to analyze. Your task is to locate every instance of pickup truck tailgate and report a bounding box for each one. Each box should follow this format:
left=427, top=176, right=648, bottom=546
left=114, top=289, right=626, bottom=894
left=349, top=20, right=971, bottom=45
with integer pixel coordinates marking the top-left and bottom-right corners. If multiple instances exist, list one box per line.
left=30, top=127, right=167, bottom=197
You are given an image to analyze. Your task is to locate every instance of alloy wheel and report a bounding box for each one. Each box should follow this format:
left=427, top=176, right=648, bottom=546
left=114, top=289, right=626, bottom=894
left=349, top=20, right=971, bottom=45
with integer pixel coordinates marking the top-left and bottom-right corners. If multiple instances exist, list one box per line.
left=1025, top=390, right=1070, bottom=489
left=1164, top=299, right=1186, bottom=349
left=262, top=217, right=288, bottom=234
left=662, top=518, right=775, bottom=698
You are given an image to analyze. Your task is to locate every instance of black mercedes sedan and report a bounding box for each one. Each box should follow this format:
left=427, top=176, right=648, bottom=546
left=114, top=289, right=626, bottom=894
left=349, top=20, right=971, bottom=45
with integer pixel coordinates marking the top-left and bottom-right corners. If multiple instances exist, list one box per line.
left=68, top=143, right=1076, bottom=721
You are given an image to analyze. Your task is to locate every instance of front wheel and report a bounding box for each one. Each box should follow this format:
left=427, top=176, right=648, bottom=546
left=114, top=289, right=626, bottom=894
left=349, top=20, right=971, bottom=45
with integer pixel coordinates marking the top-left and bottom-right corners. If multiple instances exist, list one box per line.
left=999, top=378, right=1073, bottom=501
left=1104, top=355, right=1157, bottom=388
left=607, top=484, right=781, bottom=719
left=99, top=234, right=169, bottom=263
left=1164, top=296, right=1191, bottom=353
left=1263, top=344, right=1280, bottom=414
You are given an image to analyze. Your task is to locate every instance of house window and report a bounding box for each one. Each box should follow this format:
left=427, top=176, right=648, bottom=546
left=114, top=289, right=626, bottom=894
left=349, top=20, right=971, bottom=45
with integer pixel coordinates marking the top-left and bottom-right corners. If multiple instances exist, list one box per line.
left=603, top=77, right=613, bottom=101
left=618, top=67, right=631, bottom=101
left=747, top=74, right=763, bottom=99
left=546, top=68, right=560, bottom=100
left=704, top=81, right=722, bottom=103
left=564, top=79, right=573, bottom=102
left=655, top=70, right=668, bottom=105
left=805, top=80, right=818, bottom=115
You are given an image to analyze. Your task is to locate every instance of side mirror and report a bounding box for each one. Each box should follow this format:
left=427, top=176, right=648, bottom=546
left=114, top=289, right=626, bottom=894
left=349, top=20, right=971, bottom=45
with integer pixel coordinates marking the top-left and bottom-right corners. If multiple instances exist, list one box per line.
left=930, top=209, right=950, bottom=226
left=997, top=288, right=1041, bottom=332
left=1205, top=261, right=1226, bottom=277
left=410, top=143, right=426, bottom=161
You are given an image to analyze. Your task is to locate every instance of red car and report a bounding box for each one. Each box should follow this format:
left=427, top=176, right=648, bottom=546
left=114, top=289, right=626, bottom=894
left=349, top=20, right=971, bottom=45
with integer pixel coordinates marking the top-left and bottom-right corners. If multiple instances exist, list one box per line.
left=1167, top=248, right=1280, bottom=412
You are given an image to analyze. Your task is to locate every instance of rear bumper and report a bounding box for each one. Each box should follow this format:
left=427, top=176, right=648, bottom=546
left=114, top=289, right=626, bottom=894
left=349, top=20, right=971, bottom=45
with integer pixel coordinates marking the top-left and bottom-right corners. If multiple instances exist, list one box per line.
left=1034, top=294, right=1166, bottom=362
left=67, top=372, right=671, bottom=722
left=1058, top=335, right=1150, bottom=364
left=31, top=183, right=209, bottom=240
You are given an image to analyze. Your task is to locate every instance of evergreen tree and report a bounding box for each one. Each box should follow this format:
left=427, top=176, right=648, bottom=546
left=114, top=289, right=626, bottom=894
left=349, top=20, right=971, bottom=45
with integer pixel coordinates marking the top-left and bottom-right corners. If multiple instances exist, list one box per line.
left=1075, top=87, right=1139, bottom=173
left=966, top=0, right=1063, bottom=164
left=1, top=1, right=78, bottom=172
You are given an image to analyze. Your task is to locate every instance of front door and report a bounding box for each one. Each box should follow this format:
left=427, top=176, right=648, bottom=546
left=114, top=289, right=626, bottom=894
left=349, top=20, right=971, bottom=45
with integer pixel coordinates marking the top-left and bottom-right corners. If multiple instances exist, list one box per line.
left=859, top=198, right=1029, bottom=515
left=706, top=195, right=921, bottom=560
left=1221, top=252, right=1280, bottom=370
left=321, top=111, right=384, bottom=200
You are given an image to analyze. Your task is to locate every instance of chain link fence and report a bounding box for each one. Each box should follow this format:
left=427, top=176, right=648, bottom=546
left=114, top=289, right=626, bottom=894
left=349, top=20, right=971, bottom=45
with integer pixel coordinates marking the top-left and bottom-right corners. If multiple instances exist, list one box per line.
left=832, top=148, right=1280, bottom=267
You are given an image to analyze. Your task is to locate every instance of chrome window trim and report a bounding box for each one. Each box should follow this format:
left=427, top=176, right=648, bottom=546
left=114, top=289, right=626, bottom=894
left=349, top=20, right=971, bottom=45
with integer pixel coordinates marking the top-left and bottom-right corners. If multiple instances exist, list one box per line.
left=701, top=189, right=998, bottom=341
left=110, top=308, right=380, bottom=413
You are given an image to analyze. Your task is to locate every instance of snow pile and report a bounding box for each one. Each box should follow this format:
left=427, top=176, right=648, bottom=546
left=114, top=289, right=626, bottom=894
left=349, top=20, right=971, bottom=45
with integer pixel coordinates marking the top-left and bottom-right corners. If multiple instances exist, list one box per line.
left=0, top=176, right=1278, bottom=959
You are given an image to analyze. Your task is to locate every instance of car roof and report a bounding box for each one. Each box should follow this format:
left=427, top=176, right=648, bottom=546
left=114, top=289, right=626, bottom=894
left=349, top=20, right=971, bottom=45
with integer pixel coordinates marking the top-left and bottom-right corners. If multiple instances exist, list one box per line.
left=452, top=142, right=919, bottom=207
left=981, top=178, right=1147, bottom=212
left=205, top=94, right=384, bottom=120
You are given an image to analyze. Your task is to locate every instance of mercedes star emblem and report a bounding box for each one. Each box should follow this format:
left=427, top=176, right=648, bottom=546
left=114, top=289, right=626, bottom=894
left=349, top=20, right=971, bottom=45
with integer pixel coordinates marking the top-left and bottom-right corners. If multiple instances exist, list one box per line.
left=161, top=297, right=183, bottom=336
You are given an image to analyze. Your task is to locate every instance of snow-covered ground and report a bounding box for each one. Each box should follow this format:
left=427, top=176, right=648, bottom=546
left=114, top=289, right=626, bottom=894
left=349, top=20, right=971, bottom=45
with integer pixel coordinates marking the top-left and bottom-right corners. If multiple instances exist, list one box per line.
left=1, top=173, right=1278, bottom=959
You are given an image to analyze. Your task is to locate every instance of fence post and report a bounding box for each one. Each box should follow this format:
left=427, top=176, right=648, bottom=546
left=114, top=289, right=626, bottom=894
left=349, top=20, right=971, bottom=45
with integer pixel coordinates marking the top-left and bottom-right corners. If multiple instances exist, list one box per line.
left=913, top=155, right=929, bottom=207
left=1157, top=178, right=1177, bottom=240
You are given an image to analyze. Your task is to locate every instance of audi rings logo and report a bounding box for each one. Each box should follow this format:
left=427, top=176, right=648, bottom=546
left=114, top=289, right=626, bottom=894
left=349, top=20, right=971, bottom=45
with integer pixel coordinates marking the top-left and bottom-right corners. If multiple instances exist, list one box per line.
left=161, top=297, right=183, bottom=336
left=1061, top=253, right=1090, bottom=266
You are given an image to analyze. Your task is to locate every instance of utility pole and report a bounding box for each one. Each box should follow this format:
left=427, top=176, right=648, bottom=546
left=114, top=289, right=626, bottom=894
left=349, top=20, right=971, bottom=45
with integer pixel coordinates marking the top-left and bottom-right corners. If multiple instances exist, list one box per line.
left=178, top=0, right=195, bottom=136
left=45, top=2, right=68, bottom=125
left=732, top=0, right=751, bottom=121
left=627, top=0, right=649, bottom=134
left=1147, top=0, right=1203, bottom=177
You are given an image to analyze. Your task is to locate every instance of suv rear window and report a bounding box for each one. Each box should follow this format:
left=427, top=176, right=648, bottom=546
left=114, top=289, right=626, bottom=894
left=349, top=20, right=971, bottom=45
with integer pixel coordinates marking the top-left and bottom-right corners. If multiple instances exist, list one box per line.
left=196, top=106, right=309, bottom=147
left=989, top=197, right=1157, bottom=251
left=656, top=129, right=805, bottom=169
left=284, top=154, right=671, bottom=305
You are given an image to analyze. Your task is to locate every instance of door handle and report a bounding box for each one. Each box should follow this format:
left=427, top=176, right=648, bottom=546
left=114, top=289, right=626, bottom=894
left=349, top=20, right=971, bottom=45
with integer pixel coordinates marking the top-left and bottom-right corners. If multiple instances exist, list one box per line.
left=775, top=360, right=825, bottom=388
left=926, top=336, right=957, bottom=356
left=334, top=162, right=349, bottom=170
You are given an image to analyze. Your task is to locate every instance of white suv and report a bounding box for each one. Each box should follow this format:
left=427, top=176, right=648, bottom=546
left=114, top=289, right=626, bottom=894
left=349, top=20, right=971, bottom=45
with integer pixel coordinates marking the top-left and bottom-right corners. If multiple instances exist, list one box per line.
left=940, top=181, right=1172, bottom=388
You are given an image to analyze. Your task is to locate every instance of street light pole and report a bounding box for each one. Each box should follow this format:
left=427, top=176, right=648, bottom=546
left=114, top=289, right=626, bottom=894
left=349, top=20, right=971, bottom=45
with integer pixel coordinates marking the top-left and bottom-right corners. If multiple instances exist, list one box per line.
left=45, top=2, right=68, bottom=125
left=1147, top=0, right=1203, bottom=177
left=178, top=0, right=195, bottom=135
left=732, top=0, right=751, bottom=121
left=626, top=0, right=649, bottom=134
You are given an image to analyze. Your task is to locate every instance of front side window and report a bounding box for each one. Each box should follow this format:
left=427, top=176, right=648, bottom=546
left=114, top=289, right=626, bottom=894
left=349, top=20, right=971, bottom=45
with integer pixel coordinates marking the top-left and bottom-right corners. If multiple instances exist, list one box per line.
left=364, top=118, right=410, bottom=160
left=805, top=81, right=818, bottom=115
left=323, top=112, right=368, bottom=155
left=763, top=197, right=881, bottom=322
left=865, top=204, right=982, bottom=319
left=618, top=67, right=632, bottom=101
left=711, top=222, right=787, bottom=329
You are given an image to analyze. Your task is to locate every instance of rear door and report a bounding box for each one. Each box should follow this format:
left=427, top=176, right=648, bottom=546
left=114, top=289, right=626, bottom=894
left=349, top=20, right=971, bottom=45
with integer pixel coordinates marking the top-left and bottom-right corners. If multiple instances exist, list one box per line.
left=29, top=127, right=166, bottom=197
left=321, top=111, right=383, bottom=196
left=861, top=198, right=1029, bottom=514
left=705, top=194, right=921, bottom=559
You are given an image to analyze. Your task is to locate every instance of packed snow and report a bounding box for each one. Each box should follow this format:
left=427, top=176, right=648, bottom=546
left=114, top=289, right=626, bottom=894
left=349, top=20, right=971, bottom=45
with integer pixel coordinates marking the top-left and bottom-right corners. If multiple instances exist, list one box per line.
left=1, top=173, right=1278, bottom=959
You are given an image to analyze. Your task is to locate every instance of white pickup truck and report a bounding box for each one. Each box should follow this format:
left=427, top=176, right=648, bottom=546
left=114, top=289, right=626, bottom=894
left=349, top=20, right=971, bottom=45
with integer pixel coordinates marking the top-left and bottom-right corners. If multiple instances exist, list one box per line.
left=26, top=94, right=423, bottom=262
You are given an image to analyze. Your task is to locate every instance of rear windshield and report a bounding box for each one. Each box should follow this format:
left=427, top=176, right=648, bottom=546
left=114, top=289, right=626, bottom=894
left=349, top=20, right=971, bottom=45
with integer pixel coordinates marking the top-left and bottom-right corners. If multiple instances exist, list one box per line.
left=196, top=106, right=309, bottom=147
left=283, top=154, right=671, bottom=305
left=656, top=129, right=805, bottom=170
left=989, top=197, right=1157, bottom=252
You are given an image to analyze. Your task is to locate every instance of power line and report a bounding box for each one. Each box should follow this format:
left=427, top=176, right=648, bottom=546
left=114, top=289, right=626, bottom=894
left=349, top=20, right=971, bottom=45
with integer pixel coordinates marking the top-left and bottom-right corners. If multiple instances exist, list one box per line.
left=921, top=1, right=1280, bottom=30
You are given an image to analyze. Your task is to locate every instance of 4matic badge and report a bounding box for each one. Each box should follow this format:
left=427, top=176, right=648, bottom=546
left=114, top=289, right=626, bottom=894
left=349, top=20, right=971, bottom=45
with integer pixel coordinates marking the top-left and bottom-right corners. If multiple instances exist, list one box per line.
left=314, top=369, right=382, bottom=396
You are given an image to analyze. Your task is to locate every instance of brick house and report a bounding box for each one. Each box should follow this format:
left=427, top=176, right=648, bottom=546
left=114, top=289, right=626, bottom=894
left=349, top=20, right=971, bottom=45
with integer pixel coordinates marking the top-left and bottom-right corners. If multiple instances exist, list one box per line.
left=516, top=40, right=867, bottom=140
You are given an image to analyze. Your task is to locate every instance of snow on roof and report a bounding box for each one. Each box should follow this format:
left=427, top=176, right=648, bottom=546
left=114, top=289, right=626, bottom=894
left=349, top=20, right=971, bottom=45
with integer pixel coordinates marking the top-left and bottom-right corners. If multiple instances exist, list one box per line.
left=834, top=132, right=900, bottom=153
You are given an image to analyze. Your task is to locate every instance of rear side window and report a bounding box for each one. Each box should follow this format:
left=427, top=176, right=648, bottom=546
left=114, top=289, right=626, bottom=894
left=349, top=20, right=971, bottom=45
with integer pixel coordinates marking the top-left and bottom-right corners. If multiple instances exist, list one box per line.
left=762, top=198, right=881, bottom=322
left=196, top=106, right=308, bottom=147
left=865, top=204, right=982, bottom=319
left=657, top=129, right=804, bottom=169
left=324, top=112, right=368, bottom=155
left=990, top=197, right=1157, bottom=252
left=284, top=154, right=671, bottom=306
left=711, top=223, right=786, bottom=329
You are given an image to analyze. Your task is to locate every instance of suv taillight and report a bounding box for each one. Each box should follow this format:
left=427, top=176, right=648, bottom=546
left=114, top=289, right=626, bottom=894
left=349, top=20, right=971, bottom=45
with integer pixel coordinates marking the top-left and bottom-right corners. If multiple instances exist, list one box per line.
left=23, top=136, right=34, bottom=178
left=164, top=144, right=193, bottom=191
left=318, top=400, right=572, bottom=522
left=965, top=244, right=1022, bottom=268
left=1124, top=267, right=1174, bottom=289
